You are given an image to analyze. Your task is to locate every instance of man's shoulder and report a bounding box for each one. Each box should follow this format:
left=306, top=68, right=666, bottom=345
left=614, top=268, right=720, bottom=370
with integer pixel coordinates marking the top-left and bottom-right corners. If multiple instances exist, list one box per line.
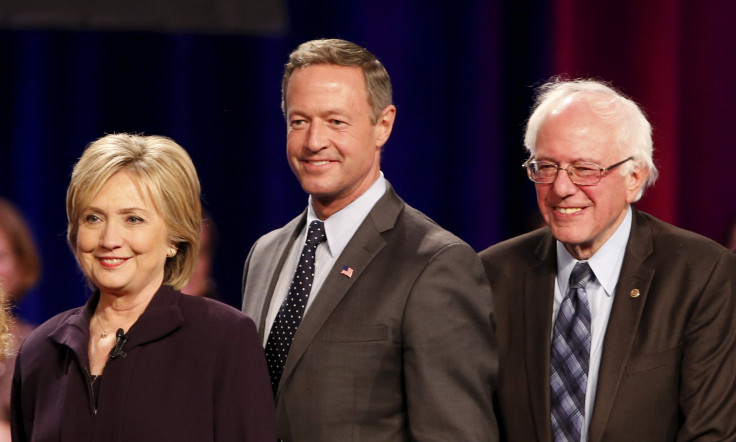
left=635, top=210, right=731, bottom=258
left=479, top=227, right=551, bottom=264
left=393, top=202, right=474, bottom=253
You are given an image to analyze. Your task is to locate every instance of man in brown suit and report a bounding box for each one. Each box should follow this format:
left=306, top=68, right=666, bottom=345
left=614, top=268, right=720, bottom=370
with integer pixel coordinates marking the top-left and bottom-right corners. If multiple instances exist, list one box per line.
left=242, top=39, right=499, bottom=441
left=480, top=78, right=736, bottom=441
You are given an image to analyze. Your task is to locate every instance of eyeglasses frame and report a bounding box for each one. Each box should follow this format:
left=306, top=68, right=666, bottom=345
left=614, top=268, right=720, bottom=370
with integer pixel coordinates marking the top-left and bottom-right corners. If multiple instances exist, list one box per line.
left=522, top=156, right=634, bottom=186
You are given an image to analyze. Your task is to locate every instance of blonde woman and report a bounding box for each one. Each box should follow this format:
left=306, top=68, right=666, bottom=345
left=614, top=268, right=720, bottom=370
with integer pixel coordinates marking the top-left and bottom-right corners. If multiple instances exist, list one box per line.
left=11, top=134, right=275, bottom=441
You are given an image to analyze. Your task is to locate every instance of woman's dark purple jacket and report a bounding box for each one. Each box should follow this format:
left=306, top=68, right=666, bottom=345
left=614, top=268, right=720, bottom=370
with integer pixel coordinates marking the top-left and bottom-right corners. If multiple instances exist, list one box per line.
left=11, top=285, right=276, bottom=441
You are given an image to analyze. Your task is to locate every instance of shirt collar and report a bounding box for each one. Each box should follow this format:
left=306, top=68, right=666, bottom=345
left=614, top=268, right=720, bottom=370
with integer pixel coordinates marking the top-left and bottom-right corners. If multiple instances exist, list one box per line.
left=556, top=205, right=633, bottom=296
left=307, top=172, right=387, bottom=258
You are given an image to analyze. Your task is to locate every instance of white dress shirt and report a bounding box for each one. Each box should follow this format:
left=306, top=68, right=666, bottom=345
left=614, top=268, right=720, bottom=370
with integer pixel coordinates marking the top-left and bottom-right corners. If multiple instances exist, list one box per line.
left=262, top=174, right=387, bottom=345
left=552, top=206, right=632, bottom=441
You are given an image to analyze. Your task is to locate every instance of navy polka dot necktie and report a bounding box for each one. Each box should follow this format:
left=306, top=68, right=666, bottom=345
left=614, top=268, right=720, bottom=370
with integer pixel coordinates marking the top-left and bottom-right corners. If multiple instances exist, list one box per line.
left=551, top=261, right=594, bottom=441
left=265, top=220, right=326, bottom=395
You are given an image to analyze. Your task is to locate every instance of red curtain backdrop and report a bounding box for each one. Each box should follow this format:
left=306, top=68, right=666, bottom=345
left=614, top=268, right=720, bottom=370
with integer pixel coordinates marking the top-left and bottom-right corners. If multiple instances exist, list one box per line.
left=552, top=0, right=736, bottom=242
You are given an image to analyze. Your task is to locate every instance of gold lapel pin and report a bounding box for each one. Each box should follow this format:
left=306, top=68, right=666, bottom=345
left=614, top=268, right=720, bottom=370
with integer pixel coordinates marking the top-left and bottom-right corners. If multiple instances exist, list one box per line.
left=630, top=289, right=640, bottom=298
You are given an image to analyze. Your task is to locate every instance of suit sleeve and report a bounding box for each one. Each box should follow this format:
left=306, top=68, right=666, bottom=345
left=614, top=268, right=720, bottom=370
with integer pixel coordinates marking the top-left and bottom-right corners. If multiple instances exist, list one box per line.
left=212, top=315, right=277, bottom=441
left=678, top=250, right=736, bottom=440
left=241, top=239, right=257, bottom=308
left=403, top=242, right=500, bottom=441
left=241, top=237, right=268, bottom=328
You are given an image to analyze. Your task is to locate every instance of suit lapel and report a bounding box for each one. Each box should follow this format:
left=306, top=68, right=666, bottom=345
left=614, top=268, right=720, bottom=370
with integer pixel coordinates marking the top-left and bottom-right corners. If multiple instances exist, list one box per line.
left=588, top=208, right=655, bottom=442
left=278, top=185, right=403, bottom=393
left=524, top=232, right=558, bottom=441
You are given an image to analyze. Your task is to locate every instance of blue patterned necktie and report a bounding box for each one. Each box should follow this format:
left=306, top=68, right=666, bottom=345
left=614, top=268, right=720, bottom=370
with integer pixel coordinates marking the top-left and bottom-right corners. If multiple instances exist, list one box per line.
left=551, top=261, right=594, bottom=441
left=264, top=220, right=326, bottom=395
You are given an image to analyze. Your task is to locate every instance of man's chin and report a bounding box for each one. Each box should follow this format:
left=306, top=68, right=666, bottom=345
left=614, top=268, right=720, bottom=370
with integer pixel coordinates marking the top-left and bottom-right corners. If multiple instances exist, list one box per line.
left=548, top=225, right=588, bottom=246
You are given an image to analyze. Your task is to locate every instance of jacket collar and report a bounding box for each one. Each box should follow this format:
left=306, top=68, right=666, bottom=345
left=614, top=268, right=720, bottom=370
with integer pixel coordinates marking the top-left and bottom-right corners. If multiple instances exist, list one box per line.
left=48, top=285, right=186, bottom=365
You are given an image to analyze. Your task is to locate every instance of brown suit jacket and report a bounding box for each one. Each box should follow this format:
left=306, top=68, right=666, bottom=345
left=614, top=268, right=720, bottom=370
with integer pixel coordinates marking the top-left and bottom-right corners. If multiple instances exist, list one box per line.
left=479, top=208, right=736, bottom=441
left=242, top=184, right=499, bottom=441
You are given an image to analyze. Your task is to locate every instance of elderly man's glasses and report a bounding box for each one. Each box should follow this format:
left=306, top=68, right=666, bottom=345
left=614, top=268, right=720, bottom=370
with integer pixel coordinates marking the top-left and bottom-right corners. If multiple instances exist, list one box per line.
left=523, top=156, right=634, bottom=186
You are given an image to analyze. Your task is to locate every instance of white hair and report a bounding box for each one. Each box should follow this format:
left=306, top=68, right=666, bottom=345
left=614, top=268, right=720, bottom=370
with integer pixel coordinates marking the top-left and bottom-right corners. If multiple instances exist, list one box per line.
left=524, top=78, right=658, bottom=201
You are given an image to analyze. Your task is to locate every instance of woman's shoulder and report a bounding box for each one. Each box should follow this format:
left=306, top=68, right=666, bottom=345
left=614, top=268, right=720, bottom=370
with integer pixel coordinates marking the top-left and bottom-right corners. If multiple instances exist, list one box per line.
left=17, top=306, right=86, bottom=356
left=170, top=295, right=261, bottom=354
left=177, top=294, right=256, bottom=330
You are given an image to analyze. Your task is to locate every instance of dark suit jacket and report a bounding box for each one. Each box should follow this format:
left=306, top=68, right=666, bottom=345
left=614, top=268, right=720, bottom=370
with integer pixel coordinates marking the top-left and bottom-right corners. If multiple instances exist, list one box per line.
left=11, top=286, right=276, bottom=442
left=242, top=184, right=499, bottom=441
left=479, top=207, right=736, bottom=441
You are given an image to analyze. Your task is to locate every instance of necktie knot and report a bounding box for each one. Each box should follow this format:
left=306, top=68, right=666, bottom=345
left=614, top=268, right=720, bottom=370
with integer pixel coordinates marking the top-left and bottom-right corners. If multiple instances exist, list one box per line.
left=570, top=261, right=594, bottom=290
left=305, top=220, right=327, bottom=247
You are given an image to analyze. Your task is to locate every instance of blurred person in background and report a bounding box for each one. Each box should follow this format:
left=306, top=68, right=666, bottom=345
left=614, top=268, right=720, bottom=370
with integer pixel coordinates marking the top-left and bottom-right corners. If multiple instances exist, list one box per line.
left=181, top=209, right=221, bottom=300
left=0, top=285, right=13, bottom=441
left=724, top=217, right=736, bottom=252
left=0, top=198, right=41, bottom=441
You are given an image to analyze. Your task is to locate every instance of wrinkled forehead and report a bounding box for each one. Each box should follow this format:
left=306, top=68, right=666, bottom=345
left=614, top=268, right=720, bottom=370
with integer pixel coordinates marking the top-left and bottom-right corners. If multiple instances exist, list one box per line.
left=536, top=103, right=623, bottom=160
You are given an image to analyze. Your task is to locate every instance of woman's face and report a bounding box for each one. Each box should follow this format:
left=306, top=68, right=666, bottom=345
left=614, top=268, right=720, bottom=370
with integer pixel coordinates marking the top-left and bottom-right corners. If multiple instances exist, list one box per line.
left=0, top=228, right=20, bottom=296
left=75, top=170, right=171, bottom=299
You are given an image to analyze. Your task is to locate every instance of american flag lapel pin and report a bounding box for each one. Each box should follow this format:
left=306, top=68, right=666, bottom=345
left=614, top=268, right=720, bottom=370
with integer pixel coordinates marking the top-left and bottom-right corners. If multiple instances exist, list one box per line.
left=340, top=266, right=354, bottom=278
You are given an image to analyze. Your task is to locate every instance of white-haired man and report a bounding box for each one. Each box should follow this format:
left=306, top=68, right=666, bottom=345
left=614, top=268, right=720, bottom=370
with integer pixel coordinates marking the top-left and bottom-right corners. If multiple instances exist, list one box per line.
left=480, top=78, right=736, bottom=441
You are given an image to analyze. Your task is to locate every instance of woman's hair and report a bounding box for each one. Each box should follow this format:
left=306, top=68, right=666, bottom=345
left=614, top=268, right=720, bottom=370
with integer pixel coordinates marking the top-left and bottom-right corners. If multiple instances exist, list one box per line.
left=66, top=133, right=202, bottom=290
left=0, top=198, right=41, bottom=299
left=0, top=285, right=14, bottom=358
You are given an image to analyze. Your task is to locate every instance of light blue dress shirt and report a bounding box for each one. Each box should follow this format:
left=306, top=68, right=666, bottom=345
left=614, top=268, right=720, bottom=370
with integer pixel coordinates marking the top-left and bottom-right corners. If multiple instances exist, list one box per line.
left=553, top=206, right=632, bottom=441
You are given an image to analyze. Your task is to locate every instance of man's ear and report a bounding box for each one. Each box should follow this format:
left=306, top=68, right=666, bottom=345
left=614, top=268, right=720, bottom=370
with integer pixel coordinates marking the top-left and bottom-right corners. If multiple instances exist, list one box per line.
left=374, top=105, right=396, bottom=148
left=625, top=163, right=650, bottom=203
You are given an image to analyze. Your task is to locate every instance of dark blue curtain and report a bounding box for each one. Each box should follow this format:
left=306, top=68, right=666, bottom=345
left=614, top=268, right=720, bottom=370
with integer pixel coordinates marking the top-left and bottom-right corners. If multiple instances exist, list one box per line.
left=2, top=0, right=553, bottom=322
left=4, top=1, right=733, bottom=325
